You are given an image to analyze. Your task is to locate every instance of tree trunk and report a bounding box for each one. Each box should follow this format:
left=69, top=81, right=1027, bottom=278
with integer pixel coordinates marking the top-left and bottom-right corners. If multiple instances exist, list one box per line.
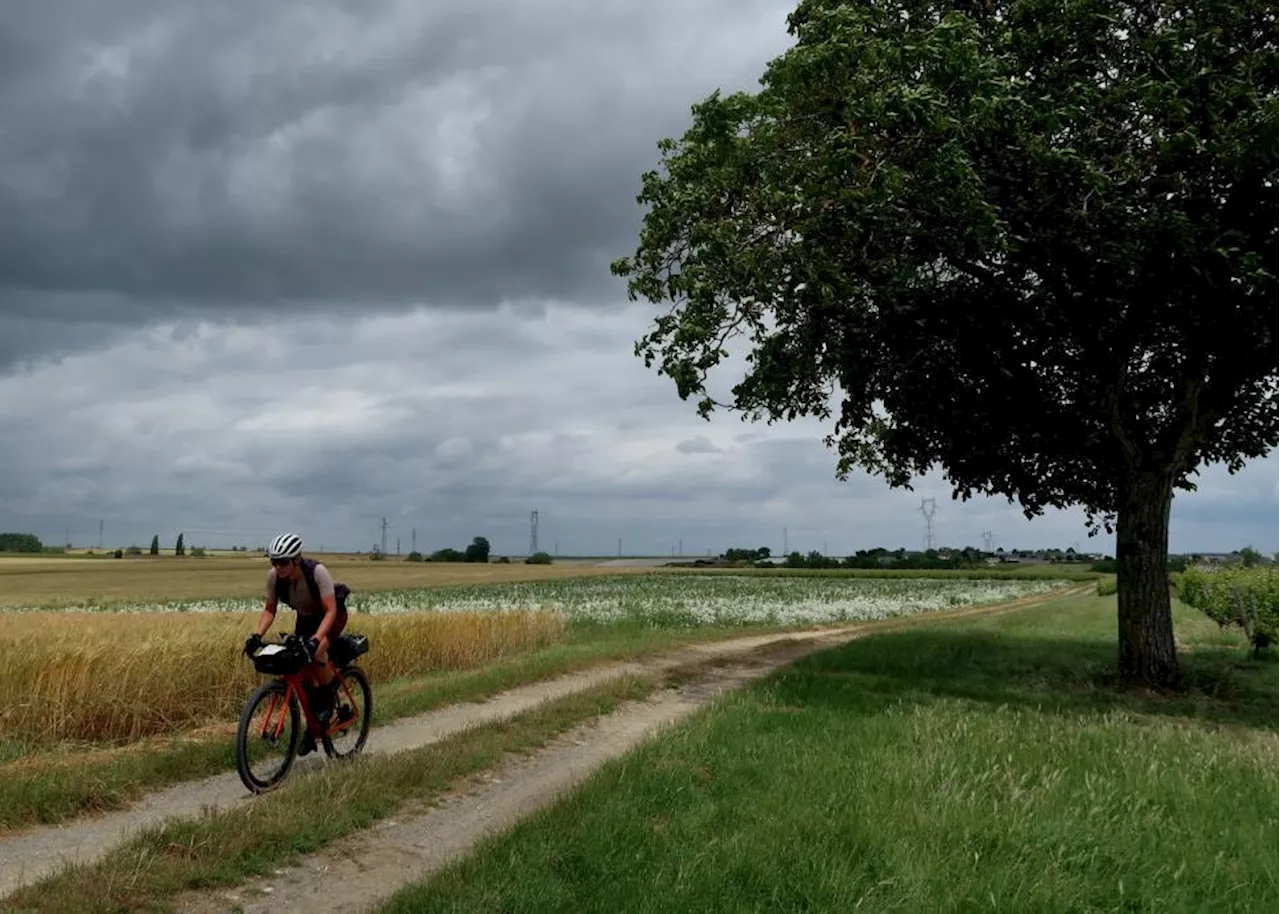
left=1114, top=470, right=1180, bottom=688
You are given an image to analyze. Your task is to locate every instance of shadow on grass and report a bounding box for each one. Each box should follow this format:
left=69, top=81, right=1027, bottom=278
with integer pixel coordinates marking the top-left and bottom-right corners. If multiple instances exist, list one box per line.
left=776, top=628, right=1278, bottom=731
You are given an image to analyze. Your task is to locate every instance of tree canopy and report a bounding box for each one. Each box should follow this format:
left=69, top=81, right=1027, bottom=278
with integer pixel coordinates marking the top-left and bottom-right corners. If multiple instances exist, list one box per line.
left=612, top=0, right=1277, bottom=686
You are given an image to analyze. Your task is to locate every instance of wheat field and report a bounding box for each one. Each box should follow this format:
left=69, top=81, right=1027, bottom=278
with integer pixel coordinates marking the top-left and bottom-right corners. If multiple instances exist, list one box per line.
left=0, top=608, right=565, bottom=745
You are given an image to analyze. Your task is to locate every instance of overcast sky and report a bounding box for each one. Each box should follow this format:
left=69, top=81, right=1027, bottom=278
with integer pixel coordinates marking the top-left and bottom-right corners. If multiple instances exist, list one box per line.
left=1, top=0, right=1275, bottom=557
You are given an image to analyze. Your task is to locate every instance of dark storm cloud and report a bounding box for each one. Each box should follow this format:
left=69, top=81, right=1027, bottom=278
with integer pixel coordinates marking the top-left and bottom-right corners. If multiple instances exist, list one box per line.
left=0, top=0, right=796, bottom=368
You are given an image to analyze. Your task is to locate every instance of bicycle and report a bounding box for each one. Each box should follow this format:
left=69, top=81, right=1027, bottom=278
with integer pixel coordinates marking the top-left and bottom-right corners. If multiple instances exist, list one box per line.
left=236, top=631, right=374, bottom=794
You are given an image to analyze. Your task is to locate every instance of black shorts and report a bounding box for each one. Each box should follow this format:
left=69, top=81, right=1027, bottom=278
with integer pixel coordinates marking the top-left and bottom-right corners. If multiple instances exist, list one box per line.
left=294, top=608, right=348, bottom=641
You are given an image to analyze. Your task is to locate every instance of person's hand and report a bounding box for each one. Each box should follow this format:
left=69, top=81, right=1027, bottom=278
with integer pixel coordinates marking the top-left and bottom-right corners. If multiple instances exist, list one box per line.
left=243, top=633, right=263, bottom=657
left=306, top=637, right=321, bottom=659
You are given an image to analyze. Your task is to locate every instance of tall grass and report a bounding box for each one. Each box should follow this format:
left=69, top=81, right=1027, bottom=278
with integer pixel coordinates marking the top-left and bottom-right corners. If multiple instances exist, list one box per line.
left=0, top=610, right=564, bottom=746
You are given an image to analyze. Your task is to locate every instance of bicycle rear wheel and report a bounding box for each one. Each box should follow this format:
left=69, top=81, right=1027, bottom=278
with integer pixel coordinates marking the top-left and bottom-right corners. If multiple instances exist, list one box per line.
left=236, top=680, right=301, bottom=793
left=322, top=665, right=372, bottom=760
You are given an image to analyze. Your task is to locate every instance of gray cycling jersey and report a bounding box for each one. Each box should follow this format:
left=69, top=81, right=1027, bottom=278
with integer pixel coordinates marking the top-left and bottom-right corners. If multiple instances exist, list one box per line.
left=265, top=562, right=336, bottom=616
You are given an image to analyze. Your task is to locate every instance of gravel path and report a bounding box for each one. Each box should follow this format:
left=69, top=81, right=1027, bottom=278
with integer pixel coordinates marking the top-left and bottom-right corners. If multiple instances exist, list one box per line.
left=173, top=645, right=837, bottom=914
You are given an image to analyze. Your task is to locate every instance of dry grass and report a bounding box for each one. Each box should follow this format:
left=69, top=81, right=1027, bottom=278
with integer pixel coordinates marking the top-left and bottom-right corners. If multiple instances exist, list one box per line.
left=0, top=554, right=651, bottom=608
left=0, top=609, right=566, bottom=746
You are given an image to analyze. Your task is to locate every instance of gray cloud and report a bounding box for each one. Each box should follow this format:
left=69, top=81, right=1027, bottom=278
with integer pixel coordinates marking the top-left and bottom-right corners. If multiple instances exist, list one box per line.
left=1, top=306, right=1273, bottom=557
left=0, top=3, right=1274, bottom=562
left=0, top=0, right=795, bottom=370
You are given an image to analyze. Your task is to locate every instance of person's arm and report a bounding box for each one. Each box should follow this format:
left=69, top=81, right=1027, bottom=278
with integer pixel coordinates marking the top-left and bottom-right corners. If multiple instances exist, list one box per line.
left=244, top=570, right=279, bottom=656
left=255, top=570, right=279, bottom=637
left=311, top=564, right=339, bottom=643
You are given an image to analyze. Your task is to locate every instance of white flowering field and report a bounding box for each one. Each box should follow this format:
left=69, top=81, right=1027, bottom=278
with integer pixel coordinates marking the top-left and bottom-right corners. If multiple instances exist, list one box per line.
left=10, top=574, right=1073, bottom=628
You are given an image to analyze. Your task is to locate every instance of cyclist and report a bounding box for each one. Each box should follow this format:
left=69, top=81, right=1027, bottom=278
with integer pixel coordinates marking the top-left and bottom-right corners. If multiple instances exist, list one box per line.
left=243, top=532, right=347, bottom=754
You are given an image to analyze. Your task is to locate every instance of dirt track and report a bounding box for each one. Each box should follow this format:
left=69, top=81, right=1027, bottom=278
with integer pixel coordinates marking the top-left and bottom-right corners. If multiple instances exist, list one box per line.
left=174, top=654, right=814, bottom=914
left=0, top=589, right=1080, bottom=908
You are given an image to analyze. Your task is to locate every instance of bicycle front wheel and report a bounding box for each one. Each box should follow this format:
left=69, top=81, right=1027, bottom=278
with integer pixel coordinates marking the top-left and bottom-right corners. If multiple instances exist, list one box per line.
left=235, top=680, right=301, bottom=793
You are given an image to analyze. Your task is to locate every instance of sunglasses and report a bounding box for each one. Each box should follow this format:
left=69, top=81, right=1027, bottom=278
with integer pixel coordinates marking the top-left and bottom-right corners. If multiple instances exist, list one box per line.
left=271, top=558, right=294, bottom=568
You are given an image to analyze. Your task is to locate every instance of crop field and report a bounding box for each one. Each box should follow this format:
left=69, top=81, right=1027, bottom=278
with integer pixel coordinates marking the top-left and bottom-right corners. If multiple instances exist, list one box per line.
left=0, top=572, right=1072, bottom=625
left=0, top=570, right=1073, bottom=749
left=0, top=553, right=652, bottom=608
left=1, top=609, right=568, bottom=746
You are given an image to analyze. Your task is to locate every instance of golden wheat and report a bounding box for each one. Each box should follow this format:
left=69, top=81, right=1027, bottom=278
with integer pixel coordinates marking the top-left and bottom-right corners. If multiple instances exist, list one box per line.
left=0, top=609, right=565, bottom=746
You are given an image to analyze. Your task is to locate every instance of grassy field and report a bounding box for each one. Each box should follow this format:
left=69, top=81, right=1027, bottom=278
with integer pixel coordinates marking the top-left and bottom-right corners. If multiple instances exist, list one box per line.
left=379, top=593, right=1278, bottom=914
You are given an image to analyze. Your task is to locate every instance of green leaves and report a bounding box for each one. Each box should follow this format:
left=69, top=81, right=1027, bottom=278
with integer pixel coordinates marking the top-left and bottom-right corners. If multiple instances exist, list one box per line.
left=615, top=0, right=1277, bottom=523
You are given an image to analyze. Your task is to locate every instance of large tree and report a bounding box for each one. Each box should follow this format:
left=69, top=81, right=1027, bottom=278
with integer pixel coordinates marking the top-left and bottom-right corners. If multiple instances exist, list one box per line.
left=612, top=0, right=1277, bottom=687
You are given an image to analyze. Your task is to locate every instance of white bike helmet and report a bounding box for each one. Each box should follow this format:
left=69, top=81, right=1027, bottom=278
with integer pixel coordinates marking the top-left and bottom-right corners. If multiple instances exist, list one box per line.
left=267, top=532, right=303, bottom=560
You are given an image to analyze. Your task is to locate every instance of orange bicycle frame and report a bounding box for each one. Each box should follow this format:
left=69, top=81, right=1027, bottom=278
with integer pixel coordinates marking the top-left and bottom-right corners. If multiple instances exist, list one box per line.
left=256, top=658, right=360, bottom=742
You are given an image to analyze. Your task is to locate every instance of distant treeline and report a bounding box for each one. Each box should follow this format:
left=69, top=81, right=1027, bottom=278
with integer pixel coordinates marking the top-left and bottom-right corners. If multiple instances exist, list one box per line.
left=0, top=533, right=44, bottom=553
left=722, top=546, right=1111, bottom=572
left=783, top=548, right=980, bottom=571
left=722, top=546, right=990, bottom=571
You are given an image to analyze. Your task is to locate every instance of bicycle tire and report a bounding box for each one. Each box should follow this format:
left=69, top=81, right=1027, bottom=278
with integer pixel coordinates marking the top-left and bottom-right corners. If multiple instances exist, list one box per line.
left=322, top=664, right=373, bottom=760
left=235, top=679, right=301, bottom=793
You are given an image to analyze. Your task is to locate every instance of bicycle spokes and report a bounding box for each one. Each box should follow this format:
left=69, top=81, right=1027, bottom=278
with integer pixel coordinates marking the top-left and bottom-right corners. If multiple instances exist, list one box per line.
left=238, top=683, right=300, bottom=791
left=258, top=690, right=289, bottom=743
